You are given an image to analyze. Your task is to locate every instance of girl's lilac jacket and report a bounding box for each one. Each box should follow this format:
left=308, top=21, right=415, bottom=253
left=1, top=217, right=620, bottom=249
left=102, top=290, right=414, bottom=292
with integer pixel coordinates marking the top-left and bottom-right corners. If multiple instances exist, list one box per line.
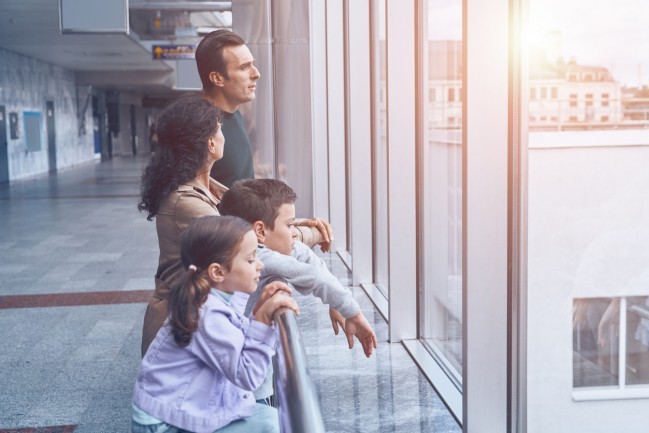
left=133, top=291, right=277, bottom=433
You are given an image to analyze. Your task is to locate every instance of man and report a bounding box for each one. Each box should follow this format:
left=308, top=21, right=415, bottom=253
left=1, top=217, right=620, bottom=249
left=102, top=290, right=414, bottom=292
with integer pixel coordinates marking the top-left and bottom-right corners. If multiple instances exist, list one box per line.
left=195, top=30, right=260, bottom=189
left=195, top=30, right=333, bottom=251
left=193, top=31, right=364, bottom=351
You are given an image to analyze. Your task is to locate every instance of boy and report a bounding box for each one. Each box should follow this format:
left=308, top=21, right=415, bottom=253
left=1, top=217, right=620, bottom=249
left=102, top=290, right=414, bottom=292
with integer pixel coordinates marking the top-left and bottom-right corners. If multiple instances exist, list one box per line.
left=218, top=179, right=378, bottom=358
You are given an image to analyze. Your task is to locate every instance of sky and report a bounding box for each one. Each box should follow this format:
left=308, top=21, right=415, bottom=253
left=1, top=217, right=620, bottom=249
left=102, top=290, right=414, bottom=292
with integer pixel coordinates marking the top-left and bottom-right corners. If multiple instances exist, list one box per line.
left=529, top=0, right=649, bottom=86
left=426, top=0, right=649, bottom=87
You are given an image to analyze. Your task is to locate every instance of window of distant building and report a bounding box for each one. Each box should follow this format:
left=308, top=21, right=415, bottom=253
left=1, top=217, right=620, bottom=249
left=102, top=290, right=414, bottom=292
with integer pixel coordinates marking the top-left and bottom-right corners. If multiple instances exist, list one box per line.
left=570, top=116, right=578, bottom=122
left=541, top=87, right=547, bottom=99
left=601, top=115, right=609, bottom=122
left=602, top=93, right=610, bottom=107
left=550, top=116, right=557, bottom=122
left=448, top=88, right=455, bottom=102
left=570, top=94, right=578, bottom=107
left=429, top=88, right=436, bottom=102
left=540, top=116, right=546, bottom=121
left=459, top=87, right=462, bottom=102
left=585, top=93, right=593, bottom=107
left=551, top=87, right=557, bottom=99
left=530, top=116, right=536, bottom=122
left=531, top=87, right=536, bottom=99
left=569, top=73, right=577, bottom=81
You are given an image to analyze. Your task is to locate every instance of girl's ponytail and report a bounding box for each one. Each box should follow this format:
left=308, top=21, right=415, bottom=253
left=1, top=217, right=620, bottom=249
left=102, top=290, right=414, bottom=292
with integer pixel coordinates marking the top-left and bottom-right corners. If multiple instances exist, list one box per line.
left=170, top=265, right=211, bottom=347
left=168, top=215, right=252, bottom=347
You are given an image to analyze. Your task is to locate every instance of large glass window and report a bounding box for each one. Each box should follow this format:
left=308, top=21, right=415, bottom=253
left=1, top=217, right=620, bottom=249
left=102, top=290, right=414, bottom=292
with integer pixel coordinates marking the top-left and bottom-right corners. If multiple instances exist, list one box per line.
left=420, top=0, right=463, bottom=380
left=371, top=0, right=389, bottom=298
left=527, top=0, right=649, bottom=428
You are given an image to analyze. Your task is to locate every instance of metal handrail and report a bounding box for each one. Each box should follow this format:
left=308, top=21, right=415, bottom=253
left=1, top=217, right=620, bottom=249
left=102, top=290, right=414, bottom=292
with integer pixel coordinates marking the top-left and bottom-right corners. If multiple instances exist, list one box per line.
left=273, top=308, right=326, bottom=433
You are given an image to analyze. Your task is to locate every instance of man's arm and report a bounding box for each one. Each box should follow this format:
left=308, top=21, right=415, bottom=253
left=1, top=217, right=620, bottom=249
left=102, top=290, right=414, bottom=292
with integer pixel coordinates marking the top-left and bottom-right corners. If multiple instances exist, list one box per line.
left=293, top=217, right=333, bottom=252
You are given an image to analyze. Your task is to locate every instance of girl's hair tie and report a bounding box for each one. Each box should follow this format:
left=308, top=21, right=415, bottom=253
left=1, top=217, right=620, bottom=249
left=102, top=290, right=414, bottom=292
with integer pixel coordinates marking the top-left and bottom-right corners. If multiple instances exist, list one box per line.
left=188, top=264, right=198, bottom=272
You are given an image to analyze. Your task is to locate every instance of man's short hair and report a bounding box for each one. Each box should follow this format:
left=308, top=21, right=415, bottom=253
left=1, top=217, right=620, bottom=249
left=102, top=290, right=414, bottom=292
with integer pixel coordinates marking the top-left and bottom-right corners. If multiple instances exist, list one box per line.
left=218, top=179, right=297, bottom=229
left=195, top=29, right=246, bottom=89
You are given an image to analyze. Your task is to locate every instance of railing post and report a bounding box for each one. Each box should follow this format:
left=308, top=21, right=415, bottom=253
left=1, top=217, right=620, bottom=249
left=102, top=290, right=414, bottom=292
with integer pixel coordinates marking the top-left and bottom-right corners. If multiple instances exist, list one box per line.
left=273, top=308, right=326, bottom=433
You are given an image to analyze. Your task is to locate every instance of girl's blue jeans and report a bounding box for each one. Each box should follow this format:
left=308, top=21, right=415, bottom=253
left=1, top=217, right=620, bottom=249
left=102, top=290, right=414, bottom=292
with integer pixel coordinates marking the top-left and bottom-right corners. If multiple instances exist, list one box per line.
left=131, top=403, right=279, bottom=433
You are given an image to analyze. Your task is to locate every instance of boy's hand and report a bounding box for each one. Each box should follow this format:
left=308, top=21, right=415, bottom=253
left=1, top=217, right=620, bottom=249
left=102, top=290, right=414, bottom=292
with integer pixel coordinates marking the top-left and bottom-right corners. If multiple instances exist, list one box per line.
left=329, top=308, right=346, bottom=335
left=252, top=281, right=293, bottom=317
left=342, top=311, right=378, bottom=358
left=294, top=217, right=334, bottom=252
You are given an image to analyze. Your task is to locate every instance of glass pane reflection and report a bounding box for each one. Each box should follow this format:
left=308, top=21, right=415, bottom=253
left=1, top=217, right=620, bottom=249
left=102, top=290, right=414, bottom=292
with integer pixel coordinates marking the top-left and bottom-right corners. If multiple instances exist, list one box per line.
left=371, top=0, right=389, bottom=297
left=420, top=0, right=463, bottom=377
left=573, top=298, right=619, bottom=388
left=627, top=297, right=649, bottom=385
left=573, top=297, right=649, bottom=388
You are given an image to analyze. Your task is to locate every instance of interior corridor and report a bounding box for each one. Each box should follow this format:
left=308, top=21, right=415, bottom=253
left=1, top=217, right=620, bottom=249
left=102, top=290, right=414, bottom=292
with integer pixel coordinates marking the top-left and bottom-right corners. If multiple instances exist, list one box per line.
left=0, top=156, right=460, bottom=433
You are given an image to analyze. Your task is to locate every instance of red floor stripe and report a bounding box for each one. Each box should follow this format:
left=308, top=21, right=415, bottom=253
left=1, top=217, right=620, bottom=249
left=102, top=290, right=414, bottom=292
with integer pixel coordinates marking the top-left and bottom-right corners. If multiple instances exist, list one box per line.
left=0, top=194, right=138, bottom=200
left=0, top=290, right=153, bottom=309
left=0, top=426, right=76, bottom=433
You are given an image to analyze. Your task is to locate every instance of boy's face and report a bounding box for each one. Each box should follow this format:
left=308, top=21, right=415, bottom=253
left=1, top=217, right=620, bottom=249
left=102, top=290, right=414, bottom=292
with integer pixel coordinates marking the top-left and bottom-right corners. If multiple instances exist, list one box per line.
left=260, top=203, right=297, bottom=255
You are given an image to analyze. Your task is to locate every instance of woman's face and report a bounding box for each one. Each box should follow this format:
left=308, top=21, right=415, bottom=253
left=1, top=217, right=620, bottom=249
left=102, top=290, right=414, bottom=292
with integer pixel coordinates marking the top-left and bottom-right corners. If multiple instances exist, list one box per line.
left=209, top=121, right=225, bottom=161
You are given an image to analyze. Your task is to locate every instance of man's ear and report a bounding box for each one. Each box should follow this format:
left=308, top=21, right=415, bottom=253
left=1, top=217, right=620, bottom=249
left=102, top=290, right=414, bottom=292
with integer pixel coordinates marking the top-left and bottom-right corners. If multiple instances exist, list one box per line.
left=209, top=71, right=225, bottom=87
left=252, top=221, right=266, bottom=242
left=207, top=262, right=226, bottom=283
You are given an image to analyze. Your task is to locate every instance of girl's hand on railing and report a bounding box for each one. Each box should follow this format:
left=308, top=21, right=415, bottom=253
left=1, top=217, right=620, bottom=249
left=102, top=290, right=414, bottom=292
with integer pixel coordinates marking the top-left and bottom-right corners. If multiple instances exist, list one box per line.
left=253, top=281, right=299, bottom=325
left=252, top=280, right=292, bottom=317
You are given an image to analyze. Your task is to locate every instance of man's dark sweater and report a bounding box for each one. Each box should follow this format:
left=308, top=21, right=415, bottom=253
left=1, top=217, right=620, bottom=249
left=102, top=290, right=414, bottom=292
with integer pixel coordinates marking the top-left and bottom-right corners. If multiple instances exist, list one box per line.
left=210, top=110, right=254, bottom=188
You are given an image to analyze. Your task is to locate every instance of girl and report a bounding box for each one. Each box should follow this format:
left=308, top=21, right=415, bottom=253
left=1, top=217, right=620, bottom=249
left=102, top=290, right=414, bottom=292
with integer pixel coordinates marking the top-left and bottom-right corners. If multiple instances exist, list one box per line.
left=132, top=215, right=299, bottom=433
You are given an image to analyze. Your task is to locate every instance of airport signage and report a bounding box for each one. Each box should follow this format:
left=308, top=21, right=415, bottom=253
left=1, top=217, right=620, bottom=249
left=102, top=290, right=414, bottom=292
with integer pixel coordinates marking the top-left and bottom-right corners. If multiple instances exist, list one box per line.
left=152, top=45, right=197, bottom=60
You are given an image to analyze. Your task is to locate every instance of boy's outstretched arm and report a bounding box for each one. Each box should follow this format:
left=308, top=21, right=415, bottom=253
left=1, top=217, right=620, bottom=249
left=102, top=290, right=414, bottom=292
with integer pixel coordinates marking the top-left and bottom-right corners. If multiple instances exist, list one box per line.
left=329, top=307, right=346, bottom=336
left=343, top=311, right=377, bottom=358
left=329, top=308, right=377, bottom=357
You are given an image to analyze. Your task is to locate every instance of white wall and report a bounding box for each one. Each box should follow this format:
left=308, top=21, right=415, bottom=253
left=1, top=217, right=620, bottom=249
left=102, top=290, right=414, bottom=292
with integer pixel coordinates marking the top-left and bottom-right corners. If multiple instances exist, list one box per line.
left=0, top=48, right=94, bottom=180
left=528, top=132, right=649, bottom=433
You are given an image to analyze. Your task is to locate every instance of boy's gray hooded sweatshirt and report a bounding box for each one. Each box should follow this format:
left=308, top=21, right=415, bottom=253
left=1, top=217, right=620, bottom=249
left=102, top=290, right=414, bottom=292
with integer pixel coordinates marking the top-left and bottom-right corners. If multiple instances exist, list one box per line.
left=244, top=241, right=361, bottom=318
left=245, top=241, right=362, bottom=400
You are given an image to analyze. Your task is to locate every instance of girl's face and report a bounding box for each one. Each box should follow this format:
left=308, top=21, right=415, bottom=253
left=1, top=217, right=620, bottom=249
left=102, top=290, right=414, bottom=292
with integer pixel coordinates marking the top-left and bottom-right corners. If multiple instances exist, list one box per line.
left=218, top=230, right=263, bottom=294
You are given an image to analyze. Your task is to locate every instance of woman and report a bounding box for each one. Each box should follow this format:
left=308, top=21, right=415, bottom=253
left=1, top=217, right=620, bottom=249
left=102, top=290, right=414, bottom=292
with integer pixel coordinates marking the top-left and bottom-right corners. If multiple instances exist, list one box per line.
left=138, top=94, right=228, bottom=356
left=138, top=94, right=332, bottom=356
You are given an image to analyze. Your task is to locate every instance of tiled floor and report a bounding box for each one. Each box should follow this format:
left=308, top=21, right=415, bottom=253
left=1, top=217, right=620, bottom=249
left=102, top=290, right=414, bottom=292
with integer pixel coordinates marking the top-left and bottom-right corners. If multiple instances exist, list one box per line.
left=0, top=156, right=460, bottom=433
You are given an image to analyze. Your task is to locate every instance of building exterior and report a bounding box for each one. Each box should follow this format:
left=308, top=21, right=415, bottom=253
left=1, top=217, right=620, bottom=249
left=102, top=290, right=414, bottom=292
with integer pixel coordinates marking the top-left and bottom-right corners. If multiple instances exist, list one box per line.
left=530, top=59, right=623, bottom=128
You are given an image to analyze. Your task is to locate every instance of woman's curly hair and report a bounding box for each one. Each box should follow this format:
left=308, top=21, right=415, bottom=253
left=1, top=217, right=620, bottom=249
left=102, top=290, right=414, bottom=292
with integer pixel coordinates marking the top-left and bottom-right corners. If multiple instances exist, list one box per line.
left=138, top=94, right=222, bottom=220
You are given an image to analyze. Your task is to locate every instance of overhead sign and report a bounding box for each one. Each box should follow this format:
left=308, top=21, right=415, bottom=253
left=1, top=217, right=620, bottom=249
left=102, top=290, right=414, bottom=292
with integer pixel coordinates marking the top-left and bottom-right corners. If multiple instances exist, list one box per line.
left=152, top=45, right=197, bottom=60
left=60, top=0, right=129, bottom=34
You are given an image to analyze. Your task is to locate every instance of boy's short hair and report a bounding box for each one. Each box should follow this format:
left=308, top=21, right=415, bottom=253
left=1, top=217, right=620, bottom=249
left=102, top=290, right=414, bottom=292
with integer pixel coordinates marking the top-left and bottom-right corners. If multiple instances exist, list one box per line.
left=218, top=179, right=297, bottom=229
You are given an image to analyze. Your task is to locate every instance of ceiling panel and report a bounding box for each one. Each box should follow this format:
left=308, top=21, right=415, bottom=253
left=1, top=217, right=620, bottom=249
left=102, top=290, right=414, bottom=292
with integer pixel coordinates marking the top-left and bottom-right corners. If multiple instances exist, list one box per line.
left=0, top=0, right=216, bottom=97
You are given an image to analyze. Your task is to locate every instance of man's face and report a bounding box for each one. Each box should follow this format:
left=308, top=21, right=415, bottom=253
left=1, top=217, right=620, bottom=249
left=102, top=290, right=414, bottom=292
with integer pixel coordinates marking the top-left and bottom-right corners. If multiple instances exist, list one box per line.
left=261, top=203, right=297, bottom=256
left=220, top=44, right=260, bottom=107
